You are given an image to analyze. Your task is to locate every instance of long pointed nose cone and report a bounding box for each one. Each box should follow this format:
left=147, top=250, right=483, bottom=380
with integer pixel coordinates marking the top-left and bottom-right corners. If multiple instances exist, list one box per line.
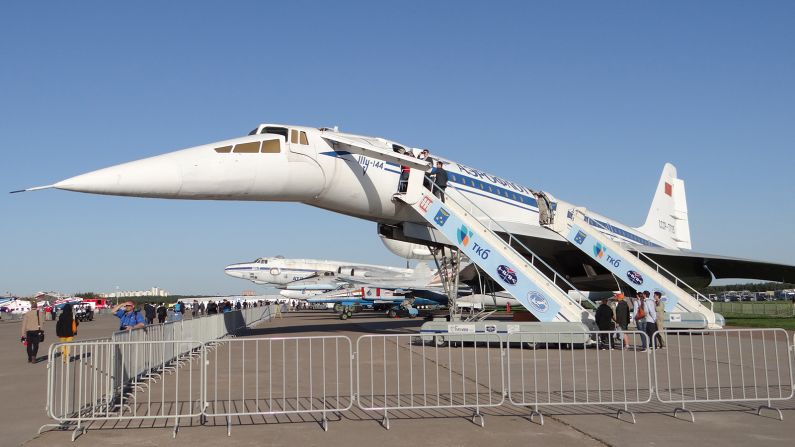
left=54, top=155, right=183, bottom=198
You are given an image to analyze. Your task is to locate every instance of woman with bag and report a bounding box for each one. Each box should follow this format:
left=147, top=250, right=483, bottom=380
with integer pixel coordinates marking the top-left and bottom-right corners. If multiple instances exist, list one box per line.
left=20, top=302, right=43, bottom=363
left=56, top=304, right=78, bottom=362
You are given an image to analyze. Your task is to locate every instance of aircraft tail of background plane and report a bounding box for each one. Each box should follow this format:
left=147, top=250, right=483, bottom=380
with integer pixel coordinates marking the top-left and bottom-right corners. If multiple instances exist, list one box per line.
left=411, top=262, right=433, bottom=280
left=637, top=163, right=692, bottom=250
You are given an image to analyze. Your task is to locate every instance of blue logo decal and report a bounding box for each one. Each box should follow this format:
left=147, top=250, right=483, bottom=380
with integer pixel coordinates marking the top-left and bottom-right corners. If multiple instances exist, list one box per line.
left=457, top=224, right=472, bottom=246
left=526, top=291, right=548, bottom=313
left=434, top=208, right=451, bottom=226
left=497, top=265, right=518, bottom=285
left=627, top=270, right=644, bottom=286
left=593, top=242, right=606, bottom=259
left=574, top=230, right=587, bottom=245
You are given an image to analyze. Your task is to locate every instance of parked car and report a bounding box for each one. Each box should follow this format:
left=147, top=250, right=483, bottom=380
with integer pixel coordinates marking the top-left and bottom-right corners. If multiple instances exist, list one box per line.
left=74, top=303, right=94, bottom=322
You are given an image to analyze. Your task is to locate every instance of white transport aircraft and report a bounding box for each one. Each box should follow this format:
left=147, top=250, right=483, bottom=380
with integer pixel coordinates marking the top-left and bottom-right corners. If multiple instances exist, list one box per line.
left=224, top=256, right=421, bottom=288
left=17, top=123, right=795, bottom=326
left=224, top=255, right=439, bottom=300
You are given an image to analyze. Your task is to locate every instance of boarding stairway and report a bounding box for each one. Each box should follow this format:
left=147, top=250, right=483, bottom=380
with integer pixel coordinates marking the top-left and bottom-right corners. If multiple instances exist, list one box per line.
left=394, top=170, right=592, bottom=324
left=545, top=203, right=722, bottom=329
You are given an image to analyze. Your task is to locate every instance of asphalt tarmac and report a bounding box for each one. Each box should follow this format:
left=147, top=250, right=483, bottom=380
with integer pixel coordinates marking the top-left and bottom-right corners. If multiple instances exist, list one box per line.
left=3, top=310, right=794, bottom=447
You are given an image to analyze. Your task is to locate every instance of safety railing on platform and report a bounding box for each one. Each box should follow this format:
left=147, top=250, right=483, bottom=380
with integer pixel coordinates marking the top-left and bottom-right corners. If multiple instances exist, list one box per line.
left=505, top=330, right=653, bottom=424
left=652, top=328, right=794, bottom=422
left=203, top=336, right=354, bottom=434
left=356, top=333, right=504, bottom=429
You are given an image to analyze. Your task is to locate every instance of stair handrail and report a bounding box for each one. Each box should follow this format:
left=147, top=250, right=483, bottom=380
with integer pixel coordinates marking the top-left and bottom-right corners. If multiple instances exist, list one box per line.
left=418, top=181, right=589, bottom=310
left=570, top=210, right=714, bottom=312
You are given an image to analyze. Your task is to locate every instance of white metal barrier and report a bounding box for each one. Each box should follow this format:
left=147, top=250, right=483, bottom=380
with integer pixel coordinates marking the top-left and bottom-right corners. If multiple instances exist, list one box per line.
left=505, top=331, right=652, bottom=424
left=653, top=328, right=794, bottom=421
left=43, top=306, right=275, bottom=440
left=42, top=327, right=794, bottom=441
left=43, top=340, right=204, bottom=441
left=203, top=336, right=354, bottom=434
left=356, top=333, right=504, bottom=429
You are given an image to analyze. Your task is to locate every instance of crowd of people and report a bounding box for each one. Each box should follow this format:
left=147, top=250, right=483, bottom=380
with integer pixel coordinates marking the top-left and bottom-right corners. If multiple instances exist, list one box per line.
left=594, top=290, right=666, bottom=351
left=395, top=148, right=448, bottom=200
left=18, top=298, right=276, bottom=363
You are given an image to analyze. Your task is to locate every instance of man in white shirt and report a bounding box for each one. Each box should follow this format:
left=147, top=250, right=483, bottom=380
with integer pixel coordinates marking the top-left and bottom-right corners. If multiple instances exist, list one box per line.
left=641, top=291, right=657, bottom=352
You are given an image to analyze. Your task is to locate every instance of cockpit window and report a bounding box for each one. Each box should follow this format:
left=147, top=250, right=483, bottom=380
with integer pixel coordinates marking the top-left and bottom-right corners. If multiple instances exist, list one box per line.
left=255, top=258, right=268, bottom=264
left=214, top=145, right=233, bottom=153
left=300, top=131, right=309, bottom=145
left=261, top=126, right=289, bottom=141
left=233, top=142, right=260, bottom=153
left=248, top=128, right=258, bottom=136
left=261, top=139, right=280, bottom=153
left=290, top=129, right=299, bottom=144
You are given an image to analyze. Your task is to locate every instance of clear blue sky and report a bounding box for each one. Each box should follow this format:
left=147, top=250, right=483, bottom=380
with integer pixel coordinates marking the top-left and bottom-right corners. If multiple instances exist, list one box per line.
left=1, top=1, right=793, bottom=296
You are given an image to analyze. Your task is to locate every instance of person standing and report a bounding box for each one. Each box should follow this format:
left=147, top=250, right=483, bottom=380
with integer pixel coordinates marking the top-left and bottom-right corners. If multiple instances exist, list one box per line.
left=614, top=293, right=631, bottom=349
left=156, top=302, right=167, bottom=324
left=642, top=292, right=658, bottom=352
left=173, top=301, right=184, bottom=321
left=397, top=152, right=414, bottom=193
left=50, top=305, right=56, bottom=321
left=535, top=191, right=552, bottom=225
left=143, top=302, right=156, bottom=325
left=20, top=302, right=43, bottom=363
left=192, top=300, right=199, bottom=318
left=198, top=301, right=206, bottom=316
left=431, top=161, right=448, bottom=202
left=654, top=291, right=666, bottom=349
left=633, top=292, right=647, bottom=351
left=594, top=297, right=615, bottom=349
left=55, top=304, right=78, bottom=362
left=111, top=301, right=146, bottom=331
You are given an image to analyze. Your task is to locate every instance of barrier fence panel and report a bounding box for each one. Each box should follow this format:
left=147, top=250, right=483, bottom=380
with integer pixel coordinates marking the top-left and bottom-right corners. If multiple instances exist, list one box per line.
left=44, top=340, right=204, bottom=441
left=653, top=328, right=794, bottom=422
left=203, top=336, right=353, bottom=434
left=505, top=331, right=652, bottom=424
left=356, top=333, right=504, bottom=429
left=42, top=305, right=277, bottom=440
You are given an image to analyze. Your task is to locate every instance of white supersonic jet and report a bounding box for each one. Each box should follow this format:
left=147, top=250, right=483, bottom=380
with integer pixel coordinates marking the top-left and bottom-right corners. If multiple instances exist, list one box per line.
left=16, top=123, right=795, bottom=326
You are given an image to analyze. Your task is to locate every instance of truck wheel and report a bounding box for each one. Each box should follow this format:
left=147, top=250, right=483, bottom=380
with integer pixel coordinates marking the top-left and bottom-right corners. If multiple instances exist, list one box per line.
left=388, top=309, right=397, bottom=318
left=340, top=312, right=348, bottom=320
left=434, top=336, right=447, bottom=347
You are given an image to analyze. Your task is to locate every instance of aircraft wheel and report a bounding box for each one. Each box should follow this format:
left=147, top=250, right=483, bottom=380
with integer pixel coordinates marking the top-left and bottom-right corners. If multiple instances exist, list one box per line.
left=524, top=342, right=538, bottom=350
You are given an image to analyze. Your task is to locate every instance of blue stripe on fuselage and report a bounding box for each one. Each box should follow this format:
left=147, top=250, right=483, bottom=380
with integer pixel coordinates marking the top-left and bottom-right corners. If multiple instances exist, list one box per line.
left=319, top=150, right=660, bottom=248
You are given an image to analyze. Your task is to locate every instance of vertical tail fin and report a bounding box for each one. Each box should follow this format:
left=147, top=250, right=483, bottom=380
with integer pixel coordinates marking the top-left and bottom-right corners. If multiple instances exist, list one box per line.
left=636, top=163, right=692, bottom=250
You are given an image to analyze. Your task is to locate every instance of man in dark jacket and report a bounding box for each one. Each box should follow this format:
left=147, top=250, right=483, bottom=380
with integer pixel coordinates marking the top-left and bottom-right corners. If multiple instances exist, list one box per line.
left=595, top=297, right=614, bottom=349
left=144, top=303, right=156, bottom=325
left=432, top=161, right=448, bottom=202
left=156, top=303, right=167, bottom=324
left=614, top=293, right=630, bottom=349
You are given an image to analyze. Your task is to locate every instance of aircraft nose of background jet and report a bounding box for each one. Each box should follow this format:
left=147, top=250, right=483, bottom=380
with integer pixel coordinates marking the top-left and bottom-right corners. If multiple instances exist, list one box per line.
left=224, top=265, right=246, bottom=279
left=54, top=154, right=183, bottom=197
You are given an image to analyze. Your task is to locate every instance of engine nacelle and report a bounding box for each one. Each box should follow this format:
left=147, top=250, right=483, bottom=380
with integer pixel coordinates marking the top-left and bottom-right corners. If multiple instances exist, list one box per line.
left=378, top=234, right=435, bottom=260
left=336, top=267, right=370, bottom=278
